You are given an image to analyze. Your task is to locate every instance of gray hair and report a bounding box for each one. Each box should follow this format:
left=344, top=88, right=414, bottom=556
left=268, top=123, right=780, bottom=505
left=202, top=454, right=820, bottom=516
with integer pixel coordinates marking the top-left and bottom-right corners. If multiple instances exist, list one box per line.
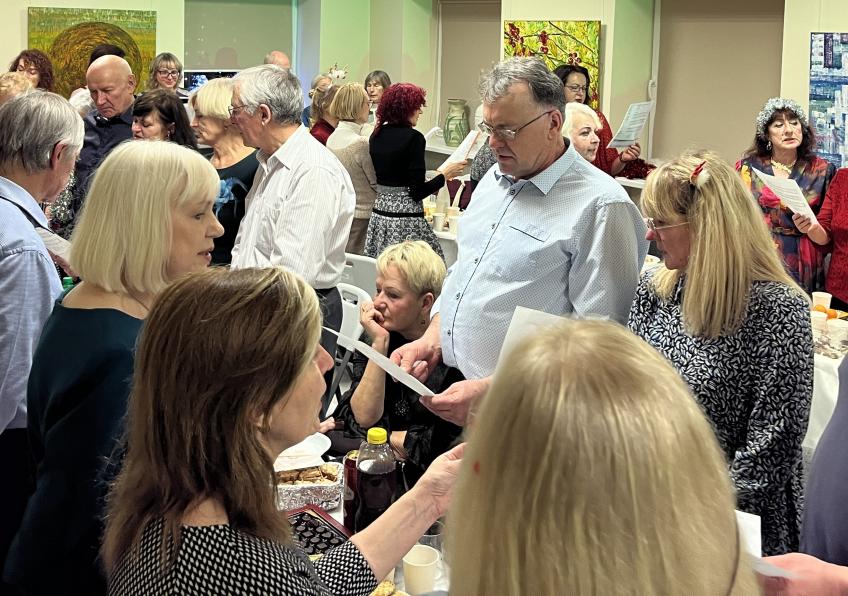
left=479, top=57, right=565, bottom=114
left=234, top=65, right=303, bottom=126
left=563, top=102, right=601, bottom=135
left=0, top=90, right=84, bottom=173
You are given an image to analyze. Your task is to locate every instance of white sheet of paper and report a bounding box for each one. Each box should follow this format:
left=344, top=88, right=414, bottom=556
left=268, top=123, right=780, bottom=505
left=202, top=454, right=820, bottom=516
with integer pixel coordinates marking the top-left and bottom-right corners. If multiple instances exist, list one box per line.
left=497, top=307, right=568, bottom=368
left=751, top=168, right=818, bottom=223
left=735, top=506, right=796, bottom=578
left=36, top=228, right=71, bottom=260
left=608, top=101, right=654, bottom=149
left=439, top=130, right=486, bottom=169
left=324, top=327, right=434, bottom=397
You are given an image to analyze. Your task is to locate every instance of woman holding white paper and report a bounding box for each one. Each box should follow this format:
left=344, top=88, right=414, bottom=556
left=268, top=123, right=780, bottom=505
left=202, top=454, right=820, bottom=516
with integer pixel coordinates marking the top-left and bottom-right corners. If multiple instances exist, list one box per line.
left=736, top=97, right=835, bottom=294
left=629, top=150, right=812, bottom=556
left=334, top=241, right=462, bottom=487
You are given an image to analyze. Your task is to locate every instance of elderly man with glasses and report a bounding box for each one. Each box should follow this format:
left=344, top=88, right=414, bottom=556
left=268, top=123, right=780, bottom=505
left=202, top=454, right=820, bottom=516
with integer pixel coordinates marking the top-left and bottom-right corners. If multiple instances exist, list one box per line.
left=228, top=64, right=355, bottom=408
left=392, top=57, right=648, bottom=427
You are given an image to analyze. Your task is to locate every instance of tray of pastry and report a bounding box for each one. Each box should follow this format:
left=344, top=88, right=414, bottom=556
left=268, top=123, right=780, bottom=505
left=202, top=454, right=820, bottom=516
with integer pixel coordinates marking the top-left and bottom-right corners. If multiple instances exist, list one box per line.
left=276, top=462, right=343, bottom=511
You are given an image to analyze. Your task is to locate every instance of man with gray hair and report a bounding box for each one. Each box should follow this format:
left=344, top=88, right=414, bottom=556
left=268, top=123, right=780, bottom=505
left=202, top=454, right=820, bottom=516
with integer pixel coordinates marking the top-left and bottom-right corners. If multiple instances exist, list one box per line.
left=229, top=64, right=354, bottom=408
left=393, top=57, right=648, bottom=427
left=0, top=90, right=83, bottom=584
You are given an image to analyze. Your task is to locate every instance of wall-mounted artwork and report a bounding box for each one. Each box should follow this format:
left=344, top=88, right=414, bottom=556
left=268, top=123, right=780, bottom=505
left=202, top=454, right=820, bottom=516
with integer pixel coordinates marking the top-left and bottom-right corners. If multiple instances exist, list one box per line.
left=503, top=20, right=601, bottom=110
left=810, top=32, right=848, bottom=168
left=28, top=7, right=156, bottom=98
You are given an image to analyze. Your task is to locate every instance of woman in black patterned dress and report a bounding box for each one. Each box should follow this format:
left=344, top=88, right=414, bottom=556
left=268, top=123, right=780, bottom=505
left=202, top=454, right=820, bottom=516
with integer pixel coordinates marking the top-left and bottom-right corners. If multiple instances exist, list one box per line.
left=365, top=83, right=465, bottom=260
left=628, top=150, right=813, bottom=555
left=101, top=268, right=464, bottom=595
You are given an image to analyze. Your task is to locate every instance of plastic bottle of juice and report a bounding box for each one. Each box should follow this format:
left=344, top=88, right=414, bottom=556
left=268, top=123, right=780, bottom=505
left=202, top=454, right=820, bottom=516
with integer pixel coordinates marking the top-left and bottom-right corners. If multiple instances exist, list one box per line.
left=353, top=427, right=396, bottom=532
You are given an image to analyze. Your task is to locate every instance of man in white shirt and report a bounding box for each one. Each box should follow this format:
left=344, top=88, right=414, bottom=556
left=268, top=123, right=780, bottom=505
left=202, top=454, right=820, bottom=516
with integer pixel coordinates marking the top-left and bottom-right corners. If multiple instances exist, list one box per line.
left=229, top=65, right=355, bottom=406
left=393, top=58, right=647, bottom=426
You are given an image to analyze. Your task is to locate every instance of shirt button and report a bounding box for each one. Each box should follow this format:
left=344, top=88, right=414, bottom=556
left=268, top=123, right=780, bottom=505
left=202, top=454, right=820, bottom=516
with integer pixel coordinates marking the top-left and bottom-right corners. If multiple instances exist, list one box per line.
left=473, top=258, right=479, bottom=263
left=447, top=330, right=452, bottom=336
left=491, top=224, right=496, bottom=229
left=455, top=293, right=460, bottom=299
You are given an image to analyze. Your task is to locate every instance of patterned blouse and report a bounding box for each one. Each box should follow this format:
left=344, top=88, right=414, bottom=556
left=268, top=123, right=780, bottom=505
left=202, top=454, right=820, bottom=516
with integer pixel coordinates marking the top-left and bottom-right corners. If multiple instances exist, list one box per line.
left=109, top=519, right=378, bottom=595
left=736, top=155, right=835, bottom=294
left=628, top=271, right=813, bottom=555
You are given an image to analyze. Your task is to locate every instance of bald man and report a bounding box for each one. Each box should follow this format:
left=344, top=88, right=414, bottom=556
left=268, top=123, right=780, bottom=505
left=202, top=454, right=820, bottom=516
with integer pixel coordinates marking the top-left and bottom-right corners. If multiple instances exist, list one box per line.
left=69, top=56, right=136, bottom=230
left=264, top=50, right=291, bottom=69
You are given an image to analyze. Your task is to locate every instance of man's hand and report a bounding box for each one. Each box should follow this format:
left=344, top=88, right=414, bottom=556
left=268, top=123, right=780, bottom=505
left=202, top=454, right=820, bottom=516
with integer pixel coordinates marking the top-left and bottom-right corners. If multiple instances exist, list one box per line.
left=420, top=377, right=490, bottom=427
left=390, top=337, right=441, bottom=383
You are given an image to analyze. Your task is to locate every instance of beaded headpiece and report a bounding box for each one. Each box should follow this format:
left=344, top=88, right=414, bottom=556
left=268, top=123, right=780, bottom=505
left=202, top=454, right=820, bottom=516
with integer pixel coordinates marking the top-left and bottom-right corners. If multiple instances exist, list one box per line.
left=755, top=97, right=807, bottom=139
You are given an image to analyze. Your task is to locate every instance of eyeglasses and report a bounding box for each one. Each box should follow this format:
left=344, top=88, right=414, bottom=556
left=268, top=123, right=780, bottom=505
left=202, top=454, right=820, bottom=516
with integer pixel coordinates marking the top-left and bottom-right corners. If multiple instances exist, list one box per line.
left=565, top=84, right=588, bottom=93
left=156, top=69, right=181, bottom=79
left=228, top=104, right=248, bottom=117
left=478, top=109, right=555, bottom=141
left=646, top=218, right=689, bottom=234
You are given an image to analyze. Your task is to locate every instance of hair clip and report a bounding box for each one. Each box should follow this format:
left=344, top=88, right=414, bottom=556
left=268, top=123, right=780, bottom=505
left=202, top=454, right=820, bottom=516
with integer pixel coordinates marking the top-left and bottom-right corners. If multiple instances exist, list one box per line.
left=690, top=160, right=707, bottom=186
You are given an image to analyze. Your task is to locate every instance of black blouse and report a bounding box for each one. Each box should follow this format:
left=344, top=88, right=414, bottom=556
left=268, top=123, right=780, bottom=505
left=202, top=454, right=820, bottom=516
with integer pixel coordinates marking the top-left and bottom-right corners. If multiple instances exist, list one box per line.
left=369, top=124, right=445, bottom=201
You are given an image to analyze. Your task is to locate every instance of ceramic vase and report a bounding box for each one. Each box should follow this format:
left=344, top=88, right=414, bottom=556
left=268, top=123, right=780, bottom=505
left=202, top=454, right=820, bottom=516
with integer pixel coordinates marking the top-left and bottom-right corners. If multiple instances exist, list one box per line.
left=443, top=98, right=469, bottom=147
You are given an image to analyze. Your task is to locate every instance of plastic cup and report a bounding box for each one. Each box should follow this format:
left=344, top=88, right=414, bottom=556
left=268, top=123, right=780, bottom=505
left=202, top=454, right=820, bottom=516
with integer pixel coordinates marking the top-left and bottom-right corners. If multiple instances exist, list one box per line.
left=402, top=544, right=439, bottom=594
left=432, top=213, right=445, bottom=232
left=448, top=216, right=460, bottom=235
left=447, top=206, right=460, bottom=218
left=829, top=318, right=848, bottom=343
left=812, top=292, right=832, bottom=309
left=811, top=310, right=828, bottom=332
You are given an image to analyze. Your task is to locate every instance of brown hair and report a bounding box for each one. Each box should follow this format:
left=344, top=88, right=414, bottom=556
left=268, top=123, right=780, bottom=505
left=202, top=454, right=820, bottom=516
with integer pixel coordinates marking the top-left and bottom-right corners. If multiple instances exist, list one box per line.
left=744, top=108, right=817, bottom=163
left=102, top=267, right=322, bottom=574
left=9, top=49, right=54, bottom=92
left=309, top=84, right=338, bottom=126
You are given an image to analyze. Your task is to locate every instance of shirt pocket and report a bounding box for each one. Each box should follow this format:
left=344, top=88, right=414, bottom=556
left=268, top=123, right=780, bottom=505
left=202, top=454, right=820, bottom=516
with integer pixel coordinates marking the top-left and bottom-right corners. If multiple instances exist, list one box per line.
left=492, top=222, right=551, bottom=278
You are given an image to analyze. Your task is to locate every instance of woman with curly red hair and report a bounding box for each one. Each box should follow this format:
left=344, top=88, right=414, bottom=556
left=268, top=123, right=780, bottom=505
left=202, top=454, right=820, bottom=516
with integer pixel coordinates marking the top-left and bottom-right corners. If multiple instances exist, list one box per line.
left=365, top=83, right=465, bottom=259
left=9, top=49, right=54, bottom=92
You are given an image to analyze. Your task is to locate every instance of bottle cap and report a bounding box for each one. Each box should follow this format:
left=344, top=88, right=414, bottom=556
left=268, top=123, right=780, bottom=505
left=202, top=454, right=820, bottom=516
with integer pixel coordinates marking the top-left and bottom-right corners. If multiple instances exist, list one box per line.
left=62, top=277, right=74, bottom=290
left=366, top=427, right=387, bottom=445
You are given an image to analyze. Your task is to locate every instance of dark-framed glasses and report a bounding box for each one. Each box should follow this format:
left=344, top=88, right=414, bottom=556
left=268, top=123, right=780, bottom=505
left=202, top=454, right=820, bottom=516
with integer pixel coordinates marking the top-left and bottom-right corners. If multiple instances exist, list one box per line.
left=565, top=84, right=588, bottom=93
left=478, top=109, right=555, bottom=141
left=156, top=69, right=180, bottom=79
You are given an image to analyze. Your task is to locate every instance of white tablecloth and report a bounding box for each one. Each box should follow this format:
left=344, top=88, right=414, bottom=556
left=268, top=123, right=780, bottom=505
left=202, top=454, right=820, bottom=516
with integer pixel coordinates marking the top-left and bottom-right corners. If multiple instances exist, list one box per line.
left=804, top=354, right=842, bottom=453
left=434, top=230, right=457, bottom=268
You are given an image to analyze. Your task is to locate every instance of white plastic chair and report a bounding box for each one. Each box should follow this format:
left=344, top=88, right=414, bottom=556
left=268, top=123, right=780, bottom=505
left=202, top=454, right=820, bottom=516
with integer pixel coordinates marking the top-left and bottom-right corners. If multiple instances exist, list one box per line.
left=324, top=283, right=373, bottom=417
left=340, top=253, right=378, bottom=296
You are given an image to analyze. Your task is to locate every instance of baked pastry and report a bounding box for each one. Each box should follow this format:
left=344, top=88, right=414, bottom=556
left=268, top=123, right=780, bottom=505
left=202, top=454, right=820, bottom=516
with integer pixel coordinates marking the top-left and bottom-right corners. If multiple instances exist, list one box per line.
left=370, top=579, right=395, bottom=596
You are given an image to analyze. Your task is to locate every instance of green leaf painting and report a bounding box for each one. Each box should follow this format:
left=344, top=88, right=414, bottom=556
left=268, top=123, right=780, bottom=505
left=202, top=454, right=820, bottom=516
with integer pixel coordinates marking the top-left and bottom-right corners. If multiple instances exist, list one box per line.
left=504, top=20, right=601, bottom=109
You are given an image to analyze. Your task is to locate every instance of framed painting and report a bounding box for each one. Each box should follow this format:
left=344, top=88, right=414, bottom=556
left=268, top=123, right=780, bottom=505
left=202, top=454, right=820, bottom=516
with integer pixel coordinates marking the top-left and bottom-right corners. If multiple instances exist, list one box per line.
left=809, top=32, right=848, bottom=168
left=503, top=20, right=601, bottom=109
left=28, top=7, right=156, bottom=98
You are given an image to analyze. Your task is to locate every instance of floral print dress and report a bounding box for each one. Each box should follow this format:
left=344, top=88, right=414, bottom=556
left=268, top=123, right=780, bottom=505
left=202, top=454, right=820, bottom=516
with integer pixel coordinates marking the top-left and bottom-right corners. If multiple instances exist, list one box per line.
left=736, top=155, right=835, bottom=293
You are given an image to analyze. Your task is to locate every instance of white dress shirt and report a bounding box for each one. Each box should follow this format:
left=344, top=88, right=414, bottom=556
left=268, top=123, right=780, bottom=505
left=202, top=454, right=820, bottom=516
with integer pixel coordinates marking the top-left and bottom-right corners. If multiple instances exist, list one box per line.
left=435, top=142, right=648, bottom=379
left=231, top=125, right=355, bottom=289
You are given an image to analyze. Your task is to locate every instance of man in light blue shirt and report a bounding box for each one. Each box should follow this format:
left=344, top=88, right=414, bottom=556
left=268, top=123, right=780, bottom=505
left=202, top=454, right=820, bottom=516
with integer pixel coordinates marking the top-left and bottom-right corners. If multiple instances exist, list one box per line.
left=0, top=90, right=83, bottom=581
left=393, top=58, right=647, bottom=426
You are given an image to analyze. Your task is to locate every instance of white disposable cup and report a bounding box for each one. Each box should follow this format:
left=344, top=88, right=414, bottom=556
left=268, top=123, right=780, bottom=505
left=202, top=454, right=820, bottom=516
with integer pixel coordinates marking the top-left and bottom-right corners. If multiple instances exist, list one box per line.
left=448, top=216, right=460, bottom=235
left=447, top=206, right=460, bottom=218
left=812, top=292, right=832, bottom=309
left=402, top=544, right=439, bottom=594
left=829, top=318, right=848, bottom=343
left=432, top=213, right=445, bottom=232
left=811, top=310, right=828, bottom=332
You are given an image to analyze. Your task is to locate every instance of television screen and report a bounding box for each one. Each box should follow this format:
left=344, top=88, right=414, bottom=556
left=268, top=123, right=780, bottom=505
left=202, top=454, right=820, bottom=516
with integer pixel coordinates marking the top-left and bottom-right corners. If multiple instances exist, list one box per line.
left=183, top=70, right=240, bottom=92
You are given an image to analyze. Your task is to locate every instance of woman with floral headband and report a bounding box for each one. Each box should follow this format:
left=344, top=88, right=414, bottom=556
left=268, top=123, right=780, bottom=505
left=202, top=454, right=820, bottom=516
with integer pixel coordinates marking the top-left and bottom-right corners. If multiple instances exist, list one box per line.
left=629, top=150, right=812, bottom=555
left=736, top=97, right=836, bottom=294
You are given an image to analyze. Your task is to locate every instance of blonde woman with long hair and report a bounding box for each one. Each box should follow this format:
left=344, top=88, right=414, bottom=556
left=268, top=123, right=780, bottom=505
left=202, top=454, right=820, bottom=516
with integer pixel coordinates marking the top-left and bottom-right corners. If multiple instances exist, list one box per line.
left=102, top=267, right=464, bottom=595
left=447, top=320, right=757, bottom=595
left=628, top=150, right=813, bottom=555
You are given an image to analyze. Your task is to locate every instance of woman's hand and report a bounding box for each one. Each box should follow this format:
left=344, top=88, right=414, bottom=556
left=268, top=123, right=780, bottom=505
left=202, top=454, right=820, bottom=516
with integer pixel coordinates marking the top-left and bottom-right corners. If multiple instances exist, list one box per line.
left=437, top=160, right=467, bottom=181
left=792, top=213, right=829, bottom=245
left=359, top=301, right=389, bottom=347
left=412, top=443, right=465, bottom=519
left=620, top=142, right=641, bottom=163
left=760, top=553, right=848, bottom=595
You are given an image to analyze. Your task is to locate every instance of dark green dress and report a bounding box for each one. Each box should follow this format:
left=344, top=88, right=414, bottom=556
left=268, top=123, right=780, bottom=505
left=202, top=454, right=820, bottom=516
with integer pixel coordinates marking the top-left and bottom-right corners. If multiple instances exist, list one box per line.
left=4, top=298, right=142, bottom=595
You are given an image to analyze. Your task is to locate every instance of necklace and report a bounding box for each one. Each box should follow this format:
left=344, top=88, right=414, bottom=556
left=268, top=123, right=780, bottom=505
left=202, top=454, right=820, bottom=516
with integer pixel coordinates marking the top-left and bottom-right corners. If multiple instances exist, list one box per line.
left=771, top=159, right=795, bottom=175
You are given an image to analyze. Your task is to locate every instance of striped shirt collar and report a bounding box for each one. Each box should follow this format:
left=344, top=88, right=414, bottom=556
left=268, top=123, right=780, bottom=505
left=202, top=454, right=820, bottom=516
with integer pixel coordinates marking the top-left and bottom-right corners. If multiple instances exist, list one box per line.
left=493, top=139, right=575, bottom=195
left=257, top=124, right=311, bottom=170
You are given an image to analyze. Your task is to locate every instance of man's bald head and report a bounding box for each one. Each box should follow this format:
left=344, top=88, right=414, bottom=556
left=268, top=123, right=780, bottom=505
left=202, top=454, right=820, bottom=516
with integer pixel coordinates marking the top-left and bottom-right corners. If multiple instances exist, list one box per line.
left=264, top=50, right=291, bottom=69
left=86, top=55, right=136, bottom=118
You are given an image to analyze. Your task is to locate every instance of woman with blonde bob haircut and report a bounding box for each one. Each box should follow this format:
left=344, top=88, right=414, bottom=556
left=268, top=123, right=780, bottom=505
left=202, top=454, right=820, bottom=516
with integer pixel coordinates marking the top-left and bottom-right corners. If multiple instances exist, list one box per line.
left=102, top=267, right=464, bottom=594
left=327, top=82, right=377, bottom=253
left=629, top=150, right=813, bottom=555
left=9, top=141, right=222, bottom=594
left=447, top=319, right=758, bottom=595
left=335, top=241, right=461, bottom=482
